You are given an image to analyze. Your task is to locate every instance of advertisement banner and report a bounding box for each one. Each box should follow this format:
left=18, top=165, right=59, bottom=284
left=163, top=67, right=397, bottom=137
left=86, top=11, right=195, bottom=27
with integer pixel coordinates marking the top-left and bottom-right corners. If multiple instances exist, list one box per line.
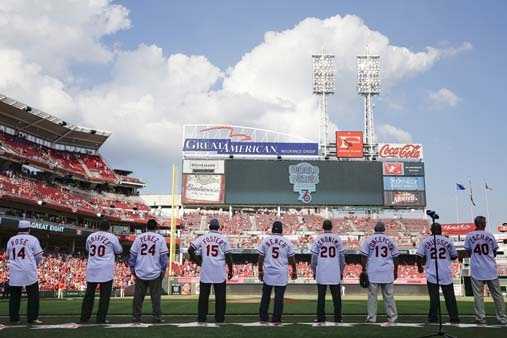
left=336, top=131, right=364, bottom=158
left=383, top=177, right=425, bottom=191
left=441, top=223, right=476, bottom=235
left=497, top=224, right=507, bottom=233
left=384, top=191, right=426, bottom=207
left=183, top=159, right=224, bottom=174
left=383, top=162, right=404, bottom=176
left=403, top=162, right=425, bottom=176
left=183, top=139, right=319, bottom=156
left=378, top=143, right=423, bottom=161
left=182, top=174, right=225, bottom=204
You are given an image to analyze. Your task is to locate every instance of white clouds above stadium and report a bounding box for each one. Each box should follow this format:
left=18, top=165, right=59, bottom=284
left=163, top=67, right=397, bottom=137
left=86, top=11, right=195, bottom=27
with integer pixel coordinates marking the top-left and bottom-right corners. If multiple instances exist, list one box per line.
left=0, top=0, right=471, bottom=182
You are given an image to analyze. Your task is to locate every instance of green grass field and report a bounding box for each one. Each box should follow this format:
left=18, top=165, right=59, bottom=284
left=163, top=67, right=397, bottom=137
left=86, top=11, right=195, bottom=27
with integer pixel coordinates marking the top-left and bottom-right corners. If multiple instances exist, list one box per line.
left=0, top=296, right=505, bottom=337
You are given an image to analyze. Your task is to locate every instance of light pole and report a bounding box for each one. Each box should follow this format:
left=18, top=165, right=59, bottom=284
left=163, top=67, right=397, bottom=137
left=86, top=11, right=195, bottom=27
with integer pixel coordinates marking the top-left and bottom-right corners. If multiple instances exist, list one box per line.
left=357, top=51, right=380, bottom=160
left=312, top=49, right=335, bottom=158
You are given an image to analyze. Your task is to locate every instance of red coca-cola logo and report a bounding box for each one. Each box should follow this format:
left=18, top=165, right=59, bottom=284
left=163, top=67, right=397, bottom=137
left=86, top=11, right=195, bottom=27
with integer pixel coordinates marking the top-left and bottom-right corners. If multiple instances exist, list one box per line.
left=379, top=144, right=423, bottom=159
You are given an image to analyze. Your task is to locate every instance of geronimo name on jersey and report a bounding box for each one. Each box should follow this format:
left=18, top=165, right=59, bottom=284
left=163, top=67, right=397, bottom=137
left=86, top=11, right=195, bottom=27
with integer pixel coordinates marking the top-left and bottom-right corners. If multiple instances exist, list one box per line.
left=360, top=233, right=400, bottom=284
left=311, top=233, right=345, bottom=285
left=464, top=230, right=498, bottom=280
left=6, top=234, right=43, bottom=286
left=257, top=234, right=295, bottom=286
left=86, top=231, right=122, bottom=283
left=416, top=235, right=457, bottom=285
left=190, top=231, right=231, bottom=283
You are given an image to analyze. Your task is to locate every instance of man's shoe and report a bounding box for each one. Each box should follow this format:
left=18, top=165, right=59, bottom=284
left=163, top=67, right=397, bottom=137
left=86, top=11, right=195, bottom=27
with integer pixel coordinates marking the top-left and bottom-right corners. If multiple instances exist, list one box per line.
left=132, top=318, right=141, bottom=323
left=152, top=318, right=164, bottom=324
left=475, top=318, right=487, bottom=325
left=96, top=320, right=110, bottom=324
left=271, top=321, right=282, bottom=326
left=313, top=319, right=325, bottom=323
left=365, top=319, right=376, bottom=324
left=497, top=319, right=507, bottom=325
left=450, top=319, right=460, bottom=325
left=9, top=320, right=22, bottom=325
left=28, top=319, right=43, bottom=325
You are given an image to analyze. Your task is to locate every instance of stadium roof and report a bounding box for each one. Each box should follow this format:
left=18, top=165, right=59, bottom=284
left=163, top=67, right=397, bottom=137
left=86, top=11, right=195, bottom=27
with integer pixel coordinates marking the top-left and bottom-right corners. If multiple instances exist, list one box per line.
left=0, top=93, right=110, bottom=151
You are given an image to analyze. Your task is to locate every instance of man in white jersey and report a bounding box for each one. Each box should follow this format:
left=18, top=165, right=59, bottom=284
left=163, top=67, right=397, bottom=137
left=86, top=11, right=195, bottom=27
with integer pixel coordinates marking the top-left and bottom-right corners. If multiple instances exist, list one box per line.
left=464, top=216, right=507, bottom=324
left=6, top=220, right=43, bottom=324
left=360, top=222, right=399, bottom=324
left=129, top=219, right=168, bottom=323
left=310, top=219, right=345, bottom=323
left=188, top=219, right=233, bottom=323
left=257, top=221, right=297, bottom=324
left=80, top=219, right=123, bottom=324
left=416, top=223, right=460, bottom=323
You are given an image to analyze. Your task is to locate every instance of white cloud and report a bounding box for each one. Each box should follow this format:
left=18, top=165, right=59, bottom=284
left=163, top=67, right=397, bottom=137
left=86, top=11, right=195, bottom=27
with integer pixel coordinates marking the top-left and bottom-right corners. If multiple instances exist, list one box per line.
left=378, top=124, right=413, bottom=143
left=428, top=88, right=461, bottom=109
left=0, top=5, right=472, bottom=187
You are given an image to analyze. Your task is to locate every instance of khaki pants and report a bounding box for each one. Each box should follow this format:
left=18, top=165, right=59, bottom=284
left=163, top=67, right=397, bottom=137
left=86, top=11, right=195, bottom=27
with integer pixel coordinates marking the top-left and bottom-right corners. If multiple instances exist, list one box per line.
left=367, top=283, right=398, bottom=323
left=471, top=278, right=506, bottom=322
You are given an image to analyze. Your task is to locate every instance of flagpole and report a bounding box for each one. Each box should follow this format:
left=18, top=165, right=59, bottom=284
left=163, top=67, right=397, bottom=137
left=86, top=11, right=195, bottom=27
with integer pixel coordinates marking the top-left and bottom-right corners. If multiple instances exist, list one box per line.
left=483, top=179, right=491, bottom=231
left=468, top=177, right=474, bottom=222
left=455, top=190, right=459, bottom=224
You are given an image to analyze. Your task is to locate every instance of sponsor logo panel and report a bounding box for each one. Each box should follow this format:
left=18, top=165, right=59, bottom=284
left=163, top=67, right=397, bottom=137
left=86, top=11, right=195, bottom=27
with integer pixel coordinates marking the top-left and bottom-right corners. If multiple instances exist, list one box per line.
left=378, top=143, right=423, bottom=161
left=384, top=191, right=426, bottom=207
left=183, top=159, right=224, bottom=174
left=183, top=139, right=318, bottom=156
left=383, top=176, right=425, bottom=191
left=182, top=174, right=225, bottom=204
left=383, top=162, right=404, bottom=176
left=403, top=162, right=425, bottom=176
left=441, top=223, right=476, bottom=235
left=335, top=131, right=364, bottom=158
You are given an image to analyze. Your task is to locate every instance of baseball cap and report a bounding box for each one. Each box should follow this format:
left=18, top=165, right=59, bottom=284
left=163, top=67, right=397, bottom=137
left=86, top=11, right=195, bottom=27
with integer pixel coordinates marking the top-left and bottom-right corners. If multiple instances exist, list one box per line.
left=209, top=218, right=220, bottom=230
left=18, top=220, right=31, bottom=230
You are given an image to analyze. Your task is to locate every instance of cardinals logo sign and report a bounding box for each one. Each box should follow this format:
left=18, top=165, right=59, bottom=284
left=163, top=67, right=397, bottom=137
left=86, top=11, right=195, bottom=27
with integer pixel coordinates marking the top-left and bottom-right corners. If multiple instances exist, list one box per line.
left=336, top=131, right=364, bottom=158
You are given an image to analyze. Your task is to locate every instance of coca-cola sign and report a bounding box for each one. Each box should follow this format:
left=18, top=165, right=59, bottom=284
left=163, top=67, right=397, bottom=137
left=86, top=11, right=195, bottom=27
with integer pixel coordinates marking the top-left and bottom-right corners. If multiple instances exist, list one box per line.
left=378, top=143, right=423, bottom=161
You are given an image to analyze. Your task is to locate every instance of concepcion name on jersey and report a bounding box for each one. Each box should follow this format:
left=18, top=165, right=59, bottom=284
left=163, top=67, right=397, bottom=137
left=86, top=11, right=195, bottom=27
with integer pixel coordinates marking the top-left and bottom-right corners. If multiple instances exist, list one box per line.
left=190, top=230, right=231, bottom=283
left=86, top=231, right=123, bottom=283
left=464, top=230, right=498, bottom=280
left=256, top=234, right=295, bottom=286
left=311, top=233, right=345, bottom=285
left=6, top=234, right=43, bottom=286
left=416, top=235, right=457, bottom=285
left=130, top=232, right=168, bottom=280
left=360, top=233, right=400, bottom=284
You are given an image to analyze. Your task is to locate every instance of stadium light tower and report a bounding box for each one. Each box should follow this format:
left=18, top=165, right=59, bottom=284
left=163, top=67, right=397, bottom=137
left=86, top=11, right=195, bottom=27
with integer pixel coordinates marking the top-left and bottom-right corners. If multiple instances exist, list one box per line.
left=312, top=49, right=335, bottom=158
left=357, top=49, right=380, bottom=160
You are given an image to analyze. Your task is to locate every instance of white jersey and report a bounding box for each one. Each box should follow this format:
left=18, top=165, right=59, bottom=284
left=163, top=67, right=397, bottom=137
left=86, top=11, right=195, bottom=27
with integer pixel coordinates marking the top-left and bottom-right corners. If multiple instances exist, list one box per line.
left=190, top=230, right=231, bottom=283
left=416, top=235, right=457, bottom=285
left=6, top=234, right=43, bottom=286
left=85, top=231, right=123, bottom=283
left=130, top=232, right=168, bottom=280
left=360, top=233, right=400, bottom=284
left=464, top=230, right=498, bottom=280
left=256, top=234, right=295, bottom=286
left=310, top=232, right=345, bottom=285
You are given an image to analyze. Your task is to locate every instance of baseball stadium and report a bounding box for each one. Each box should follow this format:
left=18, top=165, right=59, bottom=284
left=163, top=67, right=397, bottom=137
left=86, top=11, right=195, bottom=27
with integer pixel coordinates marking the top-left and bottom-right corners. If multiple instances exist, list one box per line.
left=1, top=5, right=507, bottom=338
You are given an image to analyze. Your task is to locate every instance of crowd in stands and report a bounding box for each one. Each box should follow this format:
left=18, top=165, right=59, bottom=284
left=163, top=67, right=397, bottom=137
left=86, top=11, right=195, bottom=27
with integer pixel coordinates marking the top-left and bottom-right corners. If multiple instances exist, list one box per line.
left=0, top=251, right=134, bottom=292
left=0, top=170, right=151, bottom=223
left=0, top=130, right=119, bottom=183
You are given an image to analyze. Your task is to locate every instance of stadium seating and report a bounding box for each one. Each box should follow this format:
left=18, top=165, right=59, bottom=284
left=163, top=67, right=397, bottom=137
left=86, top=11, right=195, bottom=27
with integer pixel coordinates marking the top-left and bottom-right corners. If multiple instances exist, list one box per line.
left=0, top=130, right=119, bottom=183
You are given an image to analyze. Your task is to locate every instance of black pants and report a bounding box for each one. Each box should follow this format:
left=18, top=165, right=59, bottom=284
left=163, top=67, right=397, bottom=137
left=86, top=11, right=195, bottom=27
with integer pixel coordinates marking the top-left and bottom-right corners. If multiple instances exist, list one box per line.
left=80, top=280, right=113, bottom=323
left=316, top=284, right=342, bottom=322
left=259, top=283, right=286, bottom=323
left=133, top=276, right=162, bottom=320
left=9, top=282, right=39, bottom=322
left=198, top=282, right=226, bottom=323
left=427, top=282, right=459, bottom=322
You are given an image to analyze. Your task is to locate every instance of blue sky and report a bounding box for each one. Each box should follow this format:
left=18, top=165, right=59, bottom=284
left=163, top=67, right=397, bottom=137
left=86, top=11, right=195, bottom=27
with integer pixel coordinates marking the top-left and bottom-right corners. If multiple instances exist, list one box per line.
left=1, top=1, right=506, bottom=229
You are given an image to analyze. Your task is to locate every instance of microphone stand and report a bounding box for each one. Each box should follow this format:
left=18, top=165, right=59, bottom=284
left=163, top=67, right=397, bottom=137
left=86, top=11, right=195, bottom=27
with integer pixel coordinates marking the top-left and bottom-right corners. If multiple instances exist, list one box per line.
left=418, top=215, right=457, bottom=338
